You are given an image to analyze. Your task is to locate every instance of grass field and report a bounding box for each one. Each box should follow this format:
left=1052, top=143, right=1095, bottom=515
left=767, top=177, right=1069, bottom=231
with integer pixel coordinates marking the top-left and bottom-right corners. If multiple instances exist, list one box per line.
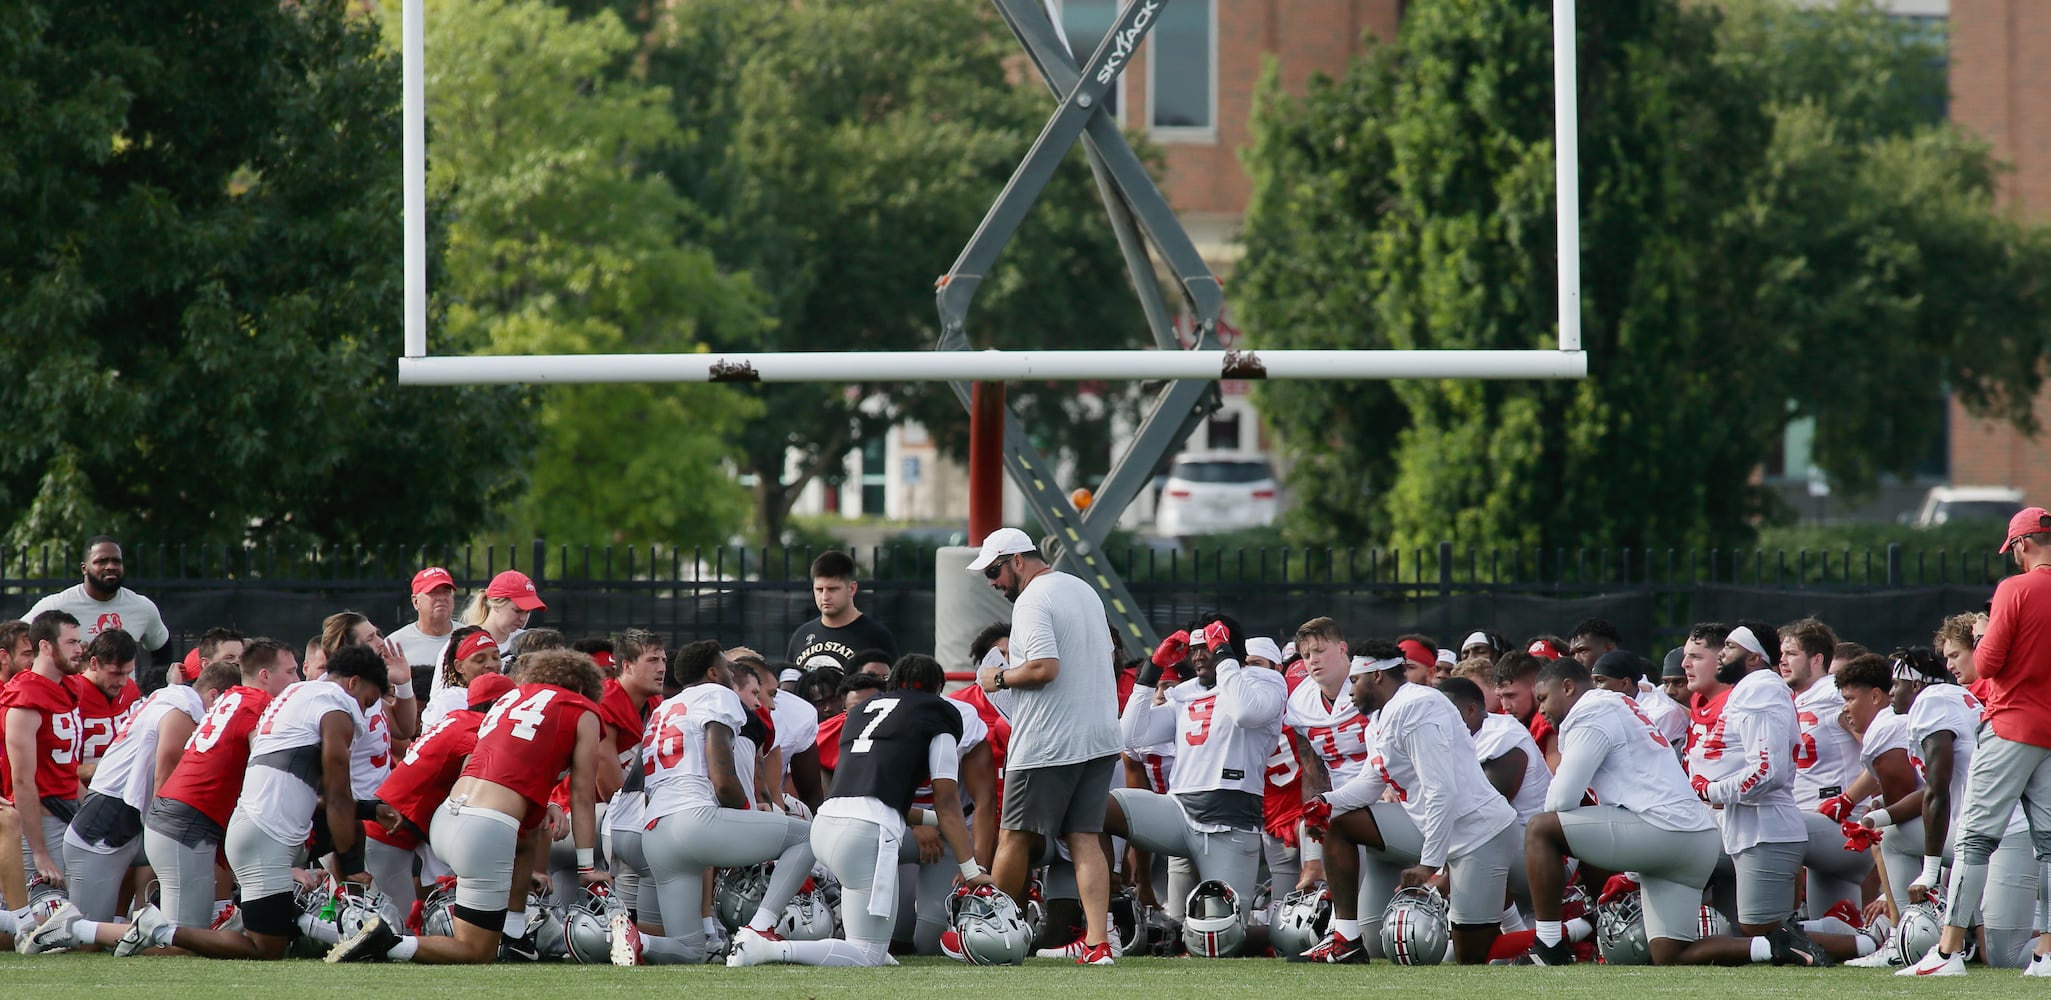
left=0, top=955, right=2034, bottom=999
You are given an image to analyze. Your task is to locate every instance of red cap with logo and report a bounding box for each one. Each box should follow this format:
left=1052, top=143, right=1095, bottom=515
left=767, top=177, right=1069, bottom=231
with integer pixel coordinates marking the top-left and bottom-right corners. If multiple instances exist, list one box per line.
left=179, top=647, right=205, bottom=683
left=1999, top=507, right=2051, bottom=554
left=484, top=570, right=546, bottom=612
left=1527, top=639, right=1563, bottom=660
left=411, top=567, right=456, bottom=596
left=466, top=672, right=518, bottom=710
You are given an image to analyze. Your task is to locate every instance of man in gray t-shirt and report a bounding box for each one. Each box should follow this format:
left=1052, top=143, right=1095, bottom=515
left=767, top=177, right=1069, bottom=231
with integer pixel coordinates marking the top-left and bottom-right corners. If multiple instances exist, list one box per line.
left=970, top=528, right=1121, bottom=965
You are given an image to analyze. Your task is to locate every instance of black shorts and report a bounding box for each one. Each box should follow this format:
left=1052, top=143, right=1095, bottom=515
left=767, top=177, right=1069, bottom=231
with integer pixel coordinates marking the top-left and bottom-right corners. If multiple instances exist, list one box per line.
left=1000, top=754, right=1118, bottom=840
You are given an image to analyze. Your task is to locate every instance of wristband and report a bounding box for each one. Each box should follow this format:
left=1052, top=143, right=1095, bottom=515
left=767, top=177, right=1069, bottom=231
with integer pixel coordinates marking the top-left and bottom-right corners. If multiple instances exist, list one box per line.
left=577, top=848, right=595, bottom=869
left=393, top=681, right=415, bottom=700
left=1864, top=809, right=1896, bottom=829
left=1916, top=855, right=1945, bottom=889
left=921, top=809, right=940, bottom=827
left=1300, top=837, right=1322, bottom=863
left=959, top=860, right=983, bottom=879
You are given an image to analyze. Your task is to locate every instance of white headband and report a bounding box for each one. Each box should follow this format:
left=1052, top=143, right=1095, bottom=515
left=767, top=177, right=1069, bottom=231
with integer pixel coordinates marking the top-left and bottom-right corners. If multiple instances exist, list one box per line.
left=1727, top=626, right=1769, bottom=661
left=1348, top=656, right=1404, bottom=678
left=1436, top=648, right=1457, bottom=666
left=1461, top=631, right=1492, bottom=650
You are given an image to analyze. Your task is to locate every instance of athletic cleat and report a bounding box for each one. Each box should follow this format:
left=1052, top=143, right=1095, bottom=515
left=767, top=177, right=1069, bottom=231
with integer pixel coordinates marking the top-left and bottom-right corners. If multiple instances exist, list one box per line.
left=2023, top=953, right=2051, bottom=977
left=1035, top=929, right=1119, bottom=959
left=1896, top=945, right=1966, bottom=977
left=1291, top=931, right=1369, bottom=965
left=1075, top=940, right=1115, bottom=965
left=17, top=902, right=79, bottom=954
left=1770, top=919, right=1832, bottom=967
left=498, top=925, right=543, bottom=962
left=1529, top=938, right=1576, bottom=966
left=114, top=903, right=172, bottom=957
left=327, top=913, right=400, bottom=963
left=939, top=928, right=971, bottom=963
left=1822, top=899, right=1865, bottom=930
left=1845, top=947, right=1903, bottom=968
left=725, top=926, right=780, bottom=968
left=608, top=911, right=641, bottom=966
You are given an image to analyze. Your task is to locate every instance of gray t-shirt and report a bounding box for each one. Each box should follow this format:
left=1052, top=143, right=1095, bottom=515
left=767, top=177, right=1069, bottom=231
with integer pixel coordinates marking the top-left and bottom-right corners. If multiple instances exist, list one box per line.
left=27, top=584, right=170, bottom=649
left=1005, top=570, right=1120, bottom=769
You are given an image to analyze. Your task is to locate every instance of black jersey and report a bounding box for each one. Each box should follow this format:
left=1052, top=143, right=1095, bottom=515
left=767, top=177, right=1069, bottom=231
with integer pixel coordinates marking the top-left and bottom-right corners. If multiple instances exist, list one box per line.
left=828, top=689, right=964, bottom=815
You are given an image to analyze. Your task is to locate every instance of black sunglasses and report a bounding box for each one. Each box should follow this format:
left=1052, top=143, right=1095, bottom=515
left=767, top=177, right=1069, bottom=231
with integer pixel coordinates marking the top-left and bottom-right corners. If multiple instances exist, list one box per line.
left=983, top=558, right=1006, bottom=580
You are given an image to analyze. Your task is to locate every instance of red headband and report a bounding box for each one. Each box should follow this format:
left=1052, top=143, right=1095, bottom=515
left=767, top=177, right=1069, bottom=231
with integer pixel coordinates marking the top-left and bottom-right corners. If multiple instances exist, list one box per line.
left=1397, top=639, right=1435, bottom=668
left=455, top=632, right=499, bottom=663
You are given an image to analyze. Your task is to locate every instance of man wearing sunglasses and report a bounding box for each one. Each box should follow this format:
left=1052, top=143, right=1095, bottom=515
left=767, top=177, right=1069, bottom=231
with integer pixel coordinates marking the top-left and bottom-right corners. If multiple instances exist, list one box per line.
left=969, top=528, right=1121, bottom=965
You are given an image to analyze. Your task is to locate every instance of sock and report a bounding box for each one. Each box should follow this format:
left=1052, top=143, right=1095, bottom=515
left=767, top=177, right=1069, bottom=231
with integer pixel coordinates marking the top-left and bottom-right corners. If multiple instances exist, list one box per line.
left=1499, top=903, right=1529, bottom=932
left=72, top=919, right=99, bottom=943
left=1854, top=935, right=1876, bottom=957
left=503, top=909, right=528, bottom=938
left=149, top=919, right=177, bottom=948
left=704, top=916, right=722, bottom=938
left=747, top=908, right=776, bottom=933
left=1749, top=936, right=1771, bottom=962
left=388, top=935, right=419, bottom=961
left=1535, top=920, right=1563, bottom=946
left=1566, top=916, right=1593, bottom=942
left=1333, top=917, right=1360, bottom=940
left=0, top=909, right=15, bottom=935
left=1487, top=930, right=1536, bottom=962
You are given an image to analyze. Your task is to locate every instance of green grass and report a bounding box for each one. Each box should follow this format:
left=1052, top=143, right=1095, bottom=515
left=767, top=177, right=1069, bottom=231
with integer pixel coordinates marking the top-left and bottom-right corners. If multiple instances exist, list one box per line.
left=0, top=954, right=2034, bottom=999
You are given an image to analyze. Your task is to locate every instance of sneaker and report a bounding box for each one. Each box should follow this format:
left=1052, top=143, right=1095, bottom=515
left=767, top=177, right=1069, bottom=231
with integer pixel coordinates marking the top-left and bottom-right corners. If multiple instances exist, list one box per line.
left=1034, top=933, right=1087, bottom=959
left=1769, top=919, right=1832, bottom=967
left=1291, top=931, right=1368, bottom=965
left=114, top=903, right=172, bottom=957
left=210, top=903, right=242, bottom=933
left=725, top=926, right=781, bottom=968
left=608, top=911, right=641, bottom=967
left=2023, top=953, right=2051, bottom=978
left=498, top=926, right=543, bottom=962
left=1823, top=899, right=1865, bottom=930
left=704, top=922, right=730, bottom=962
left=1896, top=945, right=1966, bottom=977
left=17, top=902, right=79, bottom=954
left=1845, top=947, right=1902, bottom=968
left=326, top=913, right=400, bottom=963
left=1075, top=940, right=1115, bottom=966
left=1529, top=938, right=1576, bottom=966
left=939, top=928, right=971, bottom=963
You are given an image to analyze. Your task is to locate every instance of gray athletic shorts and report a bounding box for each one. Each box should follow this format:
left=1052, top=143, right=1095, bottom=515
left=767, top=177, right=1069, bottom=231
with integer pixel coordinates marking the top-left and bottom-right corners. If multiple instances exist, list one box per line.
left=1002, top=755, right=1117, bottom=839
left=1798, top=810, right=1871, bottom=917
left=143, top=824, right=218, bottom=929
left=1557, top=807, right=1718, bottom=944
left=224, top=807, right=301, bottom=902
left=428, top=799, right=521, bottom=913
left=19, top=812, right=69, bottom=886
left=1110, top=788, right=1263, bottom=915
left=1359, top=803, right=1526, bottom=927
left=62, top=824, right=144, bottom=921
left=1731, top=840, right=1804, bottom=926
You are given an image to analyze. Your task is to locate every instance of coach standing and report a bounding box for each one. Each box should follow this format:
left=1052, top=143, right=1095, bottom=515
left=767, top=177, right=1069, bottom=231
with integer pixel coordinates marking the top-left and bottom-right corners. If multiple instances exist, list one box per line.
left=969, top=528, right=1121, bottom=966
left=1906, top=507, right=2051, bottom=977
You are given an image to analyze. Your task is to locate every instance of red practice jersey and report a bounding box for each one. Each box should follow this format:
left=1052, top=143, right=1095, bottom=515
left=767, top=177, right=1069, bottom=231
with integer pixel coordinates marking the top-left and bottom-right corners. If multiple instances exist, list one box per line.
left=2, top=671, right=83, bottom=803
left=71, top=676, right=142, bottom=767
left=463, top=683, right=596, bottom=831
left=372, top=708, right=485, bottom=849
left=816, top=712, right=847, bottom=773
left=949, top=684, right=1011, bottom=809
left=156, top=686, right=272, bottom=827
left=1263, top=667, right=1309, bottom=844
left=550, top=679, right=655, bottom=810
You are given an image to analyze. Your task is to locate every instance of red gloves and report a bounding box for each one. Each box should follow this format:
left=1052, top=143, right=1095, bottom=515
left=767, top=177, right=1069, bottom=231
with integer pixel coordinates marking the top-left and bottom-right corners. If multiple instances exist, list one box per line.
left=1817, top=794, right=1855, bottom=823
left=1690, top=774, right=1710, bottom=800
left=1597, top=874, right=1639, bottom=905
left=1152, top=630, right=1190, bottom=668
left=1201, top=620, right=1232, bottom=653
left=1300, top=795, right=1332, bottom=834
left=1841, top=820, right=1882, bottom=852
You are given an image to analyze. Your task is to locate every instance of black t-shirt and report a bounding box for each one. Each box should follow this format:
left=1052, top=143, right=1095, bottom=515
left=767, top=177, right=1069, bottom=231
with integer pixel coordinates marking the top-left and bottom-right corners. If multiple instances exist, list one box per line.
left=787, top=613, right=898, bottom=672
left=827, top=689, right=963, bottom=815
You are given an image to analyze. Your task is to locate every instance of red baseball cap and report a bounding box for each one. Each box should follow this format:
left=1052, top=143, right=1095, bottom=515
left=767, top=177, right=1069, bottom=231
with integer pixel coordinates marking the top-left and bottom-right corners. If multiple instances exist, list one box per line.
left=2000, top=506, right=2051, bottom=553
left=466, top=672, right=517, bottom=709
left=1527, top=639, right=1563, bottom=660
left=484, top=570, right=546, bottom=612
left=179, top=647, right=204, bottom=683
left=1397, top=639, right=1435, bottom=669
left=411, top=567, right=456, bottom=596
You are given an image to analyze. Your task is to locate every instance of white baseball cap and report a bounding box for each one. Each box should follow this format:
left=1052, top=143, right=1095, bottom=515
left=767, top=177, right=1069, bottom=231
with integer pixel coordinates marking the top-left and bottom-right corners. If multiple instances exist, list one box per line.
left=966, top=527, right=1038, bottom=573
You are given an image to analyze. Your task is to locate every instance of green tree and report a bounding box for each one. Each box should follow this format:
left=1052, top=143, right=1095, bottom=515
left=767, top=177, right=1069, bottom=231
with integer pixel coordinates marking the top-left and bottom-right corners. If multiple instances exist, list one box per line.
left=418, top=0, right=765, bottom=547
left=1237, top=0, right=2051, bottom=554
left=0, top=0, right=530, bottom=551
left=606, top=0, right=1151, bottom=542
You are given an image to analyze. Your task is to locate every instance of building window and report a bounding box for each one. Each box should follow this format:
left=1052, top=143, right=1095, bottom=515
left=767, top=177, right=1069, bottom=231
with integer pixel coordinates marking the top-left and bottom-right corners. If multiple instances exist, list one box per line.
left=1057, top=0, right=1125, bottom=124
left=1149, top=0, right=1215, bottom=140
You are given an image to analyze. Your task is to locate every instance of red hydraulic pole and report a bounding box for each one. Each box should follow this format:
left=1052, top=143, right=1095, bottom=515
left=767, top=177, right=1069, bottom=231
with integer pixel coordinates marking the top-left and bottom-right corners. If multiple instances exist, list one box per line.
left=968, top=382, right=1004, bottom=546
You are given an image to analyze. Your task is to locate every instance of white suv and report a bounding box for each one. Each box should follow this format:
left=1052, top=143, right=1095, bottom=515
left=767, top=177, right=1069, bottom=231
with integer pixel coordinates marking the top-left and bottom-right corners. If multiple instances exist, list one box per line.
left=1911, top=485, right=2025, bottom=528
left=1154, top=452, right=1280, bottom=537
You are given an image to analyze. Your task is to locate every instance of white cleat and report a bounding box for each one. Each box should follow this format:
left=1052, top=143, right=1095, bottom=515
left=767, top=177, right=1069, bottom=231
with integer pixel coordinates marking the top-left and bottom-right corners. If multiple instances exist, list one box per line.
left=17, top=902, right=79, bottom=954
left=114, top=904, right=172, bottom=957
left=725, top=926, right=780, bottom=968
left=1844, top=947, right=1901, bottom=968
left=608, top=911, right=642, bottom=967
left=2024, top=953, right=2051, bottom=977
left=1896, top=944, right=1966, bottom=977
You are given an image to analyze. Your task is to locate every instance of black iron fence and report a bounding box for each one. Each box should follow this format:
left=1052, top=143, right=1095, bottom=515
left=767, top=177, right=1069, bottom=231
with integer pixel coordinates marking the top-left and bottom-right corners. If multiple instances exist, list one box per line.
left=0, top=540, right=2006, bottom=685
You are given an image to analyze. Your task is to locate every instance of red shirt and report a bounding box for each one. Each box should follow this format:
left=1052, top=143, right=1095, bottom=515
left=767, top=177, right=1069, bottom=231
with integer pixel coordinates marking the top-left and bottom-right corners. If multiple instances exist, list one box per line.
left=157, top=685, right=271, bottom=827
left=1, top=671, right=83, bottom=803
left=1528, top=708, right=1555, bottom=750
left=1687, top=687, right=1732, bottom=766
left=71, top=676, right=142, bottom=766
left=372, top=709, right=484, bottom=849
left=949, top=684, right=1011, bottom=810
left=816, top=712, right=846, bottom=773
left=1263, top=668, right=1309, bottom=844
left=1975, top=566, right=2051, bottom=748
left=550, top=679, right=655, bottom=809
left=463, top=683, right=596, bottom=831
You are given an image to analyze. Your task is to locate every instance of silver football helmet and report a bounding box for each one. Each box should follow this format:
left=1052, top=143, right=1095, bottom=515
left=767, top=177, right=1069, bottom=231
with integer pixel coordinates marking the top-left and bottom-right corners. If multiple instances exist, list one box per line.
left=1696, top=904, right=1731, bottom=939
left=24, top=878, right=68, bottom=929
left=1271, top=883, right=1333, bottom=958
left=950, top=885, right=1031, bottom=965
left=1181, top=879, right=1246, bottom=958
left=713, top=863, right=773, bottom=933
left=420, top=879, right=458, bottom=938
left=528, top=893, right=569, bottom=960
left=1893, top=899, right=1945, bottom=967
left=1595, top=891, right=1652, bottom=966
left=333, top=884, right=389, bottom=942
left=1380, top=885, right=1449, bottom=966
left=776, top=885, right=836, bottom=941
left=564, top=909, right=612, bottom=965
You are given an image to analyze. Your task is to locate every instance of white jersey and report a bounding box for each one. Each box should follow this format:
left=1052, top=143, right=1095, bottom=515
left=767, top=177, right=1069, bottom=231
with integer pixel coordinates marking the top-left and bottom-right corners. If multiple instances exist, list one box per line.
left=239, top=680, right=367, bottom=845
left=642, top=683, right=747, bottom=821
left=1907, top=685, right=1983, bottom=828
left=1858, top=707, right=1918, bottom=779
left=1634, top=683, right=1691, bottom=751
left=1325, top=682, right=1516, bottom=867
left=1472, top=711, right=1552, bottom=824
left=88, top=684, right=205, bottom=812
left=350, top=698, right=393, bottom=799
left=419, top=685, right=468, bottom=729
left=1547, top=689, right=1713, bottom=833
left=1121, top=658, right=1286, bottom=801
left=1791, top=680, right=1861, bottom=804
left=770, top=688, right=820, bottom=771
left=1282, top=679, right=1374, bottom=786
left=1694, top=668, right=1805, bottom=853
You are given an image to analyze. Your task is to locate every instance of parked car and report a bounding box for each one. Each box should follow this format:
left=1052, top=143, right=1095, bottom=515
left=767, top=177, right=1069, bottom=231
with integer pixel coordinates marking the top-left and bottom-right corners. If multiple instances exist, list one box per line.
left=1909, top=485, right=2025, bottom=528
left=1154, top=452, right=1280, bottom=537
